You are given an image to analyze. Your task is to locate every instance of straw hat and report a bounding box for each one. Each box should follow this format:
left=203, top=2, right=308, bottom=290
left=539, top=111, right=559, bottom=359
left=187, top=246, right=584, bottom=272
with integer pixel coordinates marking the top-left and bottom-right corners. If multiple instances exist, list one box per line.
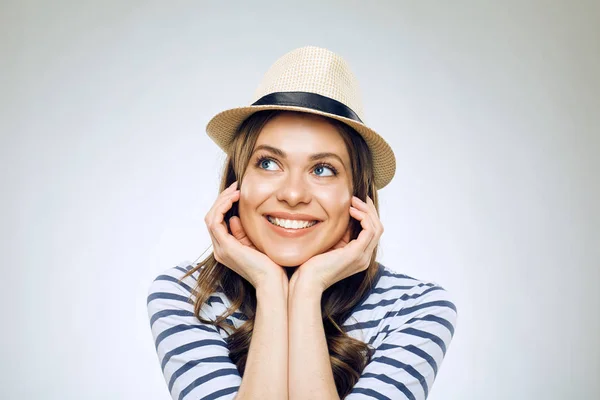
left=206, top=45, right=396, bottom=189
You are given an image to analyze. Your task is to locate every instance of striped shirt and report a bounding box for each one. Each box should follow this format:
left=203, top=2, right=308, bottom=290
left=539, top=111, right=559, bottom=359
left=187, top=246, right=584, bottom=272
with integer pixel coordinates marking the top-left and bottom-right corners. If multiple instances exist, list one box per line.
left=147, top=262, right=458, bottom=399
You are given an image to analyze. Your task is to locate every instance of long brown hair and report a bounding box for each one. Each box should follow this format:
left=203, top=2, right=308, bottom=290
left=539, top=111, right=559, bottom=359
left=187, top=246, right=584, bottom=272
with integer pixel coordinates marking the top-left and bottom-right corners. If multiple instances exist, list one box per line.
left=181, top=110, right=381, bottom=399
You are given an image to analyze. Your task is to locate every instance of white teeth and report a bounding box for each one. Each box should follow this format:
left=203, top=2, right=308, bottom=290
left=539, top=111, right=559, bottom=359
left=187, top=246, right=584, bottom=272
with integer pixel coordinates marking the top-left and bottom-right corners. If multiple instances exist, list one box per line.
left=267, top=216, right=318, bottom=229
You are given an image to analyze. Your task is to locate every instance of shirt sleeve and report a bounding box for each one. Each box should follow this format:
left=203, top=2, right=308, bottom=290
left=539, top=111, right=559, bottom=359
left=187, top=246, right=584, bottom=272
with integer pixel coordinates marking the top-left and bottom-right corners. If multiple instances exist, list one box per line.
left=147, top=267, right=242, bottom=400
left=346, top=283, right=458, bottom=400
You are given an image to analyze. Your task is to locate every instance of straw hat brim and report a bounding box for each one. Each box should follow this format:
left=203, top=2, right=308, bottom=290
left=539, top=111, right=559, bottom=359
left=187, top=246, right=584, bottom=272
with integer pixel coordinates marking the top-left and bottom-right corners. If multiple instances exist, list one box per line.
left=206, top=104, right=396, bottom=189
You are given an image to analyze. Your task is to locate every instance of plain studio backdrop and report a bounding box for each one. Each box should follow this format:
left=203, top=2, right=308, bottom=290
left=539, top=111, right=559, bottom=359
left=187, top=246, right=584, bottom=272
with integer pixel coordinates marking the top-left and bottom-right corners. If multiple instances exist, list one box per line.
left=1, top=1, right=599, bottom=399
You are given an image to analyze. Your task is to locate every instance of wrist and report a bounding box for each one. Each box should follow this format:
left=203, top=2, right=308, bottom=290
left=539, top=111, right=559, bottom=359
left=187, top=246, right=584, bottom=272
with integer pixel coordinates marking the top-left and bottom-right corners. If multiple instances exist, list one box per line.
left=289, top=270, right=323, bottom=298
left=256, top=271, right=289, bottom=299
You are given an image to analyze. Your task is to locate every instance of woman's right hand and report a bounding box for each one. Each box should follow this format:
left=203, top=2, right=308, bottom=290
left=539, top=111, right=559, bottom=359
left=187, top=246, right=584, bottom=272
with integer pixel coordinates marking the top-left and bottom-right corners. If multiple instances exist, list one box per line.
left=204, top=180, right=286, bottom=291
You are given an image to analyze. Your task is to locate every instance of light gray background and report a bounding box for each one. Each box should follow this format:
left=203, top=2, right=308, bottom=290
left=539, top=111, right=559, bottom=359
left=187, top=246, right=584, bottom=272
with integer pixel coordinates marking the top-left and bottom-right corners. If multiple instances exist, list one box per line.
left=1, top=1, right=598, bottom=399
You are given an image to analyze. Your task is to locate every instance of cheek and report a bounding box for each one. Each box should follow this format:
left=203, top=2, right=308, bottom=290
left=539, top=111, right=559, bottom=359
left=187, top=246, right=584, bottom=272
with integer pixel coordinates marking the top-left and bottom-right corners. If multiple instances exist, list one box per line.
left=317, top=186, right=352, bottom=220
left=238, top=175, right=275, bottom=214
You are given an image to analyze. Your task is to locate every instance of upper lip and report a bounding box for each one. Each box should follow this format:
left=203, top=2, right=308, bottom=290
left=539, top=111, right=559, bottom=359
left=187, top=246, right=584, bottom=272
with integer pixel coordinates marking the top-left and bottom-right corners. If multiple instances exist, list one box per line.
left=265, top=212, right=321, bottom=222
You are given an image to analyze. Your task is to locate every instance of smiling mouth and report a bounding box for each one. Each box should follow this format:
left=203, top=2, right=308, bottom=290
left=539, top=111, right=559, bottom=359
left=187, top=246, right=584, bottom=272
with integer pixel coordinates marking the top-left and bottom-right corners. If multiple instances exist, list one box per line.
left=266, top=215, right=320, bottom=230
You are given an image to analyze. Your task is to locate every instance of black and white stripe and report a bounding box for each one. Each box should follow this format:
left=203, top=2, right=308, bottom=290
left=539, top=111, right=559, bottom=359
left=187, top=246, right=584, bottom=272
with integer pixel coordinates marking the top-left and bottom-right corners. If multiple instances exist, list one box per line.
left=147, top=263, right=458, bottom=399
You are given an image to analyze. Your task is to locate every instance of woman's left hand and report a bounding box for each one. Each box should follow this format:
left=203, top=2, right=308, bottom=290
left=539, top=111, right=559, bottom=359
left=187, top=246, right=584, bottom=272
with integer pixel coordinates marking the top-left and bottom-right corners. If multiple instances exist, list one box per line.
left=292, top=195, right=384, bottom=293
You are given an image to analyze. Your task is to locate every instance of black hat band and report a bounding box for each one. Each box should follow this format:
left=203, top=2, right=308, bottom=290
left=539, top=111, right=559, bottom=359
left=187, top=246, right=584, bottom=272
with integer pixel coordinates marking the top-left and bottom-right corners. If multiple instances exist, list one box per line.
left=251, top=91, right=363, bottom=124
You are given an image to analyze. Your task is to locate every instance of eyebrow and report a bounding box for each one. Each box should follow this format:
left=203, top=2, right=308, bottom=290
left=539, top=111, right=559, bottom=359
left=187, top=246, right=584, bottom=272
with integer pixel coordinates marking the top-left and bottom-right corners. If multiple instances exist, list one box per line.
left=252, top=144, right=347, bottom=168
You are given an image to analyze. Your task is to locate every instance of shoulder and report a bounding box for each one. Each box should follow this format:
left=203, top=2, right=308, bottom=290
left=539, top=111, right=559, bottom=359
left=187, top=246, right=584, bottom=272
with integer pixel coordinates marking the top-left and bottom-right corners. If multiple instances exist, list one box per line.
left=146, top=262, right=202, bottom=308
left=377, top=263, right=458, bottom=314
left=343, top=264, right=456, bottom=333
left=147, top=262, right=201, bottom=298
left=146, top=262, right=216, bottom=321
left=376, top=263, right=458, bottom=337
left=344, top=263, right=457, bottom=346
left=346, top=265, right=458, bottom=399
left=146, top=262, right=235, bottom=324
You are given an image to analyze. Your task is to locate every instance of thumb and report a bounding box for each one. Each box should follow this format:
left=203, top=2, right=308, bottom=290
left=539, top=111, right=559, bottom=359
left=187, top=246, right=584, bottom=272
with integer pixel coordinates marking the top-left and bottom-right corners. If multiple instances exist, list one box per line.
left=229, top=216, right=256, bottom=248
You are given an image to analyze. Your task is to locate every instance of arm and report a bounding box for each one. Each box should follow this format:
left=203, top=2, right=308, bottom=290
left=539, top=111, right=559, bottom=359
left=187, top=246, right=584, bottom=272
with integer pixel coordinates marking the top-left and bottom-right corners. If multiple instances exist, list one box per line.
left=236, top=273, right=289, bottom=400
left=287, top=275, right=457, bottom=400
left=147, top=267, right=289, bottom=400
left=147, top=268, right=241, bottom=399
left=345, top=284, right=458, bottom=399
left=288, top=275, right=340, bottom=400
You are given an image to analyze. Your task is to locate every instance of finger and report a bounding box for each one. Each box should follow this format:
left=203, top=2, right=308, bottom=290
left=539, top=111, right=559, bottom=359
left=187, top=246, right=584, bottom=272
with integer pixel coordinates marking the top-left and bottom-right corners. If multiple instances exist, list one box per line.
left=208, top=189, right=240, bottom=220
left=349, top=206, right=375, bottom=253
left=210, top=182, right=238, bottom=216
left=214, top=192, right=239, bottom=225
left=364, top=195, right=384, bottom=237
left=230, top=216, right=255, bottom=248
left=212, top=190, right=240, bottom=220
left=363, top=224, right=380, bottom=260
left=360, top=197, right=382, bottom=258
left=205, top=188, right=239, bottom=223
left=350, top=205, right=375, bottom=236
left=365, top=195, right=379, bottom=216
left=209, top=227, right=240, bottom=266
left=222, top=180, right=238, bottom=194
left=207, top=226, right=222, bottom=247
left=351, top=195, right=370, bottom=211
left=205, top=182, right=240, bottom=264
left=210, top=191, right=241, bottom=245
left=349, top=208, right=379, bottom=268
left=355, top=196, right=383, bottom=238
left=350, top=197, right=372, bottom=231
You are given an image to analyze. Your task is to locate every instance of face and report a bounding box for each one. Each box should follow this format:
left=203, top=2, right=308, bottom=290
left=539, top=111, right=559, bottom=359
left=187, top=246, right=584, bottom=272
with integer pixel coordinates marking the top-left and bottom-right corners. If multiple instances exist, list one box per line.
left=237, top=112, right=353, bottom=267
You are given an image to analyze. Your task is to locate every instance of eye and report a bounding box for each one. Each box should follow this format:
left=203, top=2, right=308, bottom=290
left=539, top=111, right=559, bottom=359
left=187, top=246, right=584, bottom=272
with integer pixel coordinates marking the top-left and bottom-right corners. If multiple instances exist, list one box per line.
left=256, top=156, right=280, bottom=171
left=313, top=164, right=337, bottom=177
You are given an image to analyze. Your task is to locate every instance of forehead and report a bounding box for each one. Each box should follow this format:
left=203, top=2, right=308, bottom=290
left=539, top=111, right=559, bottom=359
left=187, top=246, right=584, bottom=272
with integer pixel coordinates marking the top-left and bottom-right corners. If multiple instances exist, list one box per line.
left=255, top=112, right=349, bottom=156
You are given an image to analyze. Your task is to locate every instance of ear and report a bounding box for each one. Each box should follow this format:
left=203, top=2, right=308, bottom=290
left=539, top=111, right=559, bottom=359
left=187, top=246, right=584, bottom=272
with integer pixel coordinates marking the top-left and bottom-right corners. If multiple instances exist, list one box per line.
left=229, top=216, right=256, bottom=249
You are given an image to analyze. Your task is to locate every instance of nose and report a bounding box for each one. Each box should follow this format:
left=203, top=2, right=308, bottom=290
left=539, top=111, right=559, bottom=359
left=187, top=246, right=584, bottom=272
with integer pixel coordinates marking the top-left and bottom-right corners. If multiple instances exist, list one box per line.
left=276, top=171, right=311, bottom=206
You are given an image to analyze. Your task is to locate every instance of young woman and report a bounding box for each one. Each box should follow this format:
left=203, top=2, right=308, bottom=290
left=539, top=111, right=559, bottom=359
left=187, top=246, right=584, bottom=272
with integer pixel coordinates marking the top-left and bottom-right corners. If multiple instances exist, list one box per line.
left=147, top=46, right=458, bottom=400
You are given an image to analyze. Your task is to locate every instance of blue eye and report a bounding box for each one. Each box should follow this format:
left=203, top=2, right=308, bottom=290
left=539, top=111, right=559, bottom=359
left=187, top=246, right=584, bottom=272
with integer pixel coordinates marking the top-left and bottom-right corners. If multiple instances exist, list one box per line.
left=258, top=157, right=279, bottom=171
left=313, top=165, right=335, bottom=176
left=255, top=155, right=337, bottom=177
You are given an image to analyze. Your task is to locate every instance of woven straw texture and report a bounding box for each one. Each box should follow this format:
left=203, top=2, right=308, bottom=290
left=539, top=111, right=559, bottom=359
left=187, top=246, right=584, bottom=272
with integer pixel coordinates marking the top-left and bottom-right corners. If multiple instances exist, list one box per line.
left=206, top=46, right=396, bottom=189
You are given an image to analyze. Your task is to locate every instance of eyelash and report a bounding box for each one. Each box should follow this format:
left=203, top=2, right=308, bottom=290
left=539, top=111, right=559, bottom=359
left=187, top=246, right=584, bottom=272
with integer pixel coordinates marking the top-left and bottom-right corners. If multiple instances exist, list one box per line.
left=254, top=155, right=339, bottom=176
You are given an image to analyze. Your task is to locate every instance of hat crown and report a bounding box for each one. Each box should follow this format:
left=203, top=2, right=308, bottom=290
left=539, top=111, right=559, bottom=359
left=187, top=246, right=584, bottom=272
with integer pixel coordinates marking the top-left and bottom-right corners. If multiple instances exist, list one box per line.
left=252, top=46, right=365, bottom=120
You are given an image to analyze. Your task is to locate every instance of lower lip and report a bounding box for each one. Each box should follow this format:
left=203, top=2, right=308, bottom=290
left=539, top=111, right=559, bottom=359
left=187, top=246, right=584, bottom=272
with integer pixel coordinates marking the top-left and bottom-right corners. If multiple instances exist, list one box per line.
left=264, top=216, right=320, bottom=238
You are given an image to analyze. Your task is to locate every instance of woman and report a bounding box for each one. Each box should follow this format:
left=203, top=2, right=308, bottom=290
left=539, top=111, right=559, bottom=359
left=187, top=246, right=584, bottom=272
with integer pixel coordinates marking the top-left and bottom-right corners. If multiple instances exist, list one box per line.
left=147, top=46, right=458, bottom=400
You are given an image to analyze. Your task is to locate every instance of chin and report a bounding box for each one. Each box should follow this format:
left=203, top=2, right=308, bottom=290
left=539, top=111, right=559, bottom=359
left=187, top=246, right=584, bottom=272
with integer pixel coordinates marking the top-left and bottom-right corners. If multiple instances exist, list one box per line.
left=264, top=248, right=315, bottom=268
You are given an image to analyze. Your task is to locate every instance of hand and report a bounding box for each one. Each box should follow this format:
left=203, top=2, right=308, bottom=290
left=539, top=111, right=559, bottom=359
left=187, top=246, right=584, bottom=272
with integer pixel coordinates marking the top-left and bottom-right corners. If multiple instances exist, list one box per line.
left=204, top=181, right=286, bottom=290
left=292, top=195, right=384, bottom=293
